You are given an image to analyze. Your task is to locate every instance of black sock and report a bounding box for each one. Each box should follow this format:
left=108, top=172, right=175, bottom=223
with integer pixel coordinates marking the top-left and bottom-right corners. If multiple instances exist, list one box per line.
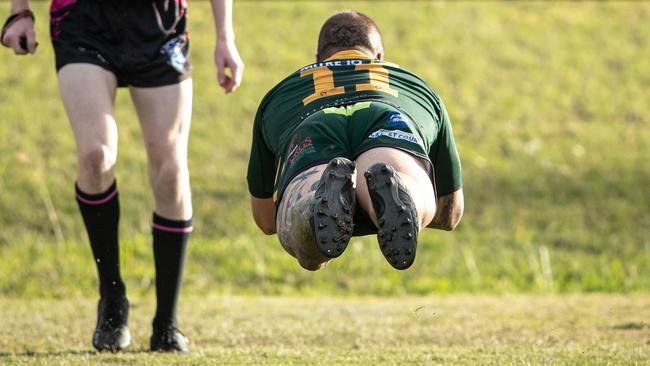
left=152, top=213, right=192, bottom=328
left=76, top=181, right=126, bottom=300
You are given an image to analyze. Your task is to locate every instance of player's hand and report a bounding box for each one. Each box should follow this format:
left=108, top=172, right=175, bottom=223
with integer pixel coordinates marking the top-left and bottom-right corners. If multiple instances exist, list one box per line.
left=2, top=16, right=37, bottom=55
left=214, top=38, right=244, bottom=94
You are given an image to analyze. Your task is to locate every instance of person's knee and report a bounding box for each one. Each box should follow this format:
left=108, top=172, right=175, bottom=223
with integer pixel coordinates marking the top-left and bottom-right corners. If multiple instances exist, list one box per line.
left=297, top=254, right=328, bottom=271
left=295, top=243, right=329, bottom=272
left=78, top=146, right=115, bottom=187
left=279, top=234, right=328, bottom=271
left=150, top=159, right=188, bottom=200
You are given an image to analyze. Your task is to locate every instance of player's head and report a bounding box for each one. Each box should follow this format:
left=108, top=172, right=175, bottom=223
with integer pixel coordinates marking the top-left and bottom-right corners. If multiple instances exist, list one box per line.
left=316, top=11, right=384, bottom=62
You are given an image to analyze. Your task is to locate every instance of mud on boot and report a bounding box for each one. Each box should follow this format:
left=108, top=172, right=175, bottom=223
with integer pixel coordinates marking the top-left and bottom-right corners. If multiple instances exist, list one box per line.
left=310, top=157, right=356, bottom=258
left=92, top=296, right=131, bottom=352
left=364, top=163, right=419, bottom=270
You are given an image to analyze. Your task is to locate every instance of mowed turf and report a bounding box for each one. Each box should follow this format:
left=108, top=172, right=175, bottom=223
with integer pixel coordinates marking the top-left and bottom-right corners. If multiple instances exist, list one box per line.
left=1, top=2, right=648, bottom=364
left=1, top=1, right=649, bottom=296
left=0, top=295, right=648, bottom=365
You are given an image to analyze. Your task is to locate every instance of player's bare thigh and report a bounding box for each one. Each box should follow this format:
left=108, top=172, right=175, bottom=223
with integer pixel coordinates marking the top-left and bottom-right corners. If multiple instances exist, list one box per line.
left=276, top=164, right=328, bottom=265
left=355, top=147, right=436, bottom=228
left=57, top=63, right=119, bottom=193
left=129, top=79, right=193, bottom=220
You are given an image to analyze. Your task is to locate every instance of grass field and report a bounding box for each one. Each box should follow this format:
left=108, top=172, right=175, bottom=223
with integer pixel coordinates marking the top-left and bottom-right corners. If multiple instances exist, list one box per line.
left=0, top=1, right=648, bottom=296
left=0, top=1, right=649, bottom=364
left=1, top=295, right=649, bottom=365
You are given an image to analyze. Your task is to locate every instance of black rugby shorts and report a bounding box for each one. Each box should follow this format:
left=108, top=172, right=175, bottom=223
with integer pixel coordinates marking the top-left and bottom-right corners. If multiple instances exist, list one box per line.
left=50, top=0, right=191, bottom=87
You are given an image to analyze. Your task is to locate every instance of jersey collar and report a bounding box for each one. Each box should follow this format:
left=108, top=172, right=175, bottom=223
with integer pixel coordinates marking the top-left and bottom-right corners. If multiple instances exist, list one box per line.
left=325, top=49, right=375, bottom=61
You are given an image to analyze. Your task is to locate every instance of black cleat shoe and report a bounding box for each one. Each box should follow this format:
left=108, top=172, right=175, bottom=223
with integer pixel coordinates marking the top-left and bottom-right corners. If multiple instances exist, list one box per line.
left=310, top=157, right=356, bottom=258
left=92, top=297, right=131, bottom=352
left=150, top=324, right=189, bottom=353
left=365, top=163, right=419, bottom=270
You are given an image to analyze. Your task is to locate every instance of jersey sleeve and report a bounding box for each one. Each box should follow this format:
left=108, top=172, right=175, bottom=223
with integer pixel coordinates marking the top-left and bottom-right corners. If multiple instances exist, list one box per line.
left=429, top=100, right=462, bottom=196
left=247, top=107, right=277, bottom=198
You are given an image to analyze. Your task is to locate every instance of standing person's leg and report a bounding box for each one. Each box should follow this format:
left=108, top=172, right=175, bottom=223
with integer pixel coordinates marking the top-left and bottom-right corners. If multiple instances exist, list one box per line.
left=355, top=147, right=437, bottom=270
left=59, top=64, right=119, bottom=193
left=130, top=78, right=193, bottom=352
left=58, top=63, right=131, bottom=351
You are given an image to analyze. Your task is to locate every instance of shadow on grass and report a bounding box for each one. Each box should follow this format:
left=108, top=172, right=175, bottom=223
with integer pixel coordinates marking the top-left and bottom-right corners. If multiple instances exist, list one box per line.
left=611, top=322, right=649, bottom=330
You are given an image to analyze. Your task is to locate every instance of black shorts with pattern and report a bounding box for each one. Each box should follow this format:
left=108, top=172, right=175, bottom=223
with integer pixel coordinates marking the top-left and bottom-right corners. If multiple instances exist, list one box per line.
left=50, top=0, right=191, bottom=87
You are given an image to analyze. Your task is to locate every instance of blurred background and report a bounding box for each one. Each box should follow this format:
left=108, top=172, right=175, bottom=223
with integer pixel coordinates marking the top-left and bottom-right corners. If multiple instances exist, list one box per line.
left=0, top=1, right=648, bottom=298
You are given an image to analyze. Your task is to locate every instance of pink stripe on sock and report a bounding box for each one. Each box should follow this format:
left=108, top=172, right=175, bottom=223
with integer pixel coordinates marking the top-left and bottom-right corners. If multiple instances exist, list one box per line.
left=153, top=223, right=194, bottom=233
left=76, top=189, right=118, bottom=205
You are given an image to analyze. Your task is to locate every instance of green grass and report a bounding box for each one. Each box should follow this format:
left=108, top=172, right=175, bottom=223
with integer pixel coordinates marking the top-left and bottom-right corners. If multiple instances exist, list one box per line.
left=1, top=295, right=648, bottom=365
left=1, top=3, right=648, bottom=364
left=0, top=1, right=649, bottom=296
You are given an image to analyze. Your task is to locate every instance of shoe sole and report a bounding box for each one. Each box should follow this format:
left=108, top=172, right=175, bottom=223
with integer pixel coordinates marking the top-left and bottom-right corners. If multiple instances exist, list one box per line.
left=364, top=163, right=418, bottom=270
left=310, top=158, right=356, bottom=258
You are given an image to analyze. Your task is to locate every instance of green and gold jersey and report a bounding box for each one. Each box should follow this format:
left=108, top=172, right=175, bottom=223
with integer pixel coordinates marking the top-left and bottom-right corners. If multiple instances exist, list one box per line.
left=248, top=50, right=462, bottom=200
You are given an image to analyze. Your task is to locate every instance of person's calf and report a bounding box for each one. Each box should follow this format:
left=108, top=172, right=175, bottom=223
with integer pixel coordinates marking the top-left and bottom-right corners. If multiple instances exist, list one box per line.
left=276, top=158, right=356, bottom=270
left=75, top=180, right=126, bottom=299
left=278, top=193, right=330, bottom=270
left=150, top=213, right=192, bottom=352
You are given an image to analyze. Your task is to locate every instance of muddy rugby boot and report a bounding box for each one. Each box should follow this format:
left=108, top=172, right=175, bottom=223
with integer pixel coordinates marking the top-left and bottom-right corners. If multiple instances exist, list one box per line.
left=364, top=163, right=419, bottom=270
left=310, top=157, right=356, bottom=258
left=150, top=323, right=189, bottom=353
left=92, top=296, right=131, bottom=352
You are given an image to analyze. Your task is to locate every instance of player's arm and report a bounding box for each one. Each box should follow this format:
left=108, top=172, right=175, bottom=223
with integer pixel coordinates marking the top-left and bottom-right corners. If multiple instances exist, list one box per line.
left=426, top=96, right=463, bottom=231
left=210, top=0, right=244, bottom=93
left=250, top=197, right=276, bottom=235
left=428, top=188, right=463, bottom=231
left=2, top=0, right=37, bottom=55
left=247, top=104, right=277, bottom=235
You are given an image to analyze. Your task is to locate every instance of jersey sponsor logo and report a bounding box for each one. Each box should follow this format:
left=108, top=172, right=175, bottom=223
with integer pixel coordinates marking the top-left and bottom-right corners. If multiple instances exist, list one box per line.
left=288, top=137, right=315, bottom=164
left=368, top=129, right=421, bottom=145
left=387, top=112, right=410, bottom=128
